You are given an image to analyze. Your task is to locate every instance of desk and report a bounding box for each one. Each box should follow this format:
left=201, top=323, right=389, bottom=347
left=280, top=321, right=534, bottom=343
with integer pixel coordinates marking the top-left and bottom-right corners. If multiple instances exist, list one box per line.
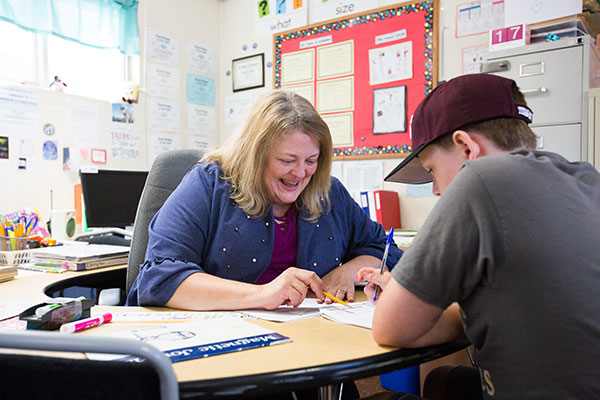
left=0, top=265, right=126, bottom=301
left=0, top=267, right=470, bottom=399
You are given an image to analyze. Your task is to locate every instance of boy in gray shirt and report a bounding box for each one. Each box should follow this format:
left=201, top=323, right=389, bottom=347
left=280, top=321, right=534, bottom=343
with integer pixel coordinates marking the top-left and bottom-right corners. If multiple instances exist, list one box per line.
left=358, top=74, right=600, bottom=399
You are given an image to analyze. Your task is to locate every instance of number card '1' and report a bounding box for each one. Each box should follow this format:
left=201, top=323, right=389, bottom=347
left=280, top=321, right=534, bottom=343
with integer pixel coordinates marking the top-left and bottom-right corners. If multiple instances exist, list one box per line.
left=489, top=24, right=530, bottom=52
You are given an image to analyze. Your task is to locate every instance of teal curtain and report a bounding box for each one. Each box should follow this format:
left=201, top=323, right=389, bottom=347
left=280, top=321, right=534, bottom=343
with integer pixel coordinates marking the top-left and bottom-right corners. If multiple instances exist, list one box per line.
left=0, top=0, right=139, bottom=55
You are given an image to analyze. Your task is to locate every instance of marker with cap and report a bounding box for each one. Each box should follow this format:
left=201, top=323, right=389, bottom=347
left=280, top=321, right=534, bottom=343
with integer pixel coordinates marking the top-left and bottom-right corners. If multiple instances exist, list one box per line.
left=60, top=313, right=112, bottom=334
left=35, top=296, right=86, bottom=317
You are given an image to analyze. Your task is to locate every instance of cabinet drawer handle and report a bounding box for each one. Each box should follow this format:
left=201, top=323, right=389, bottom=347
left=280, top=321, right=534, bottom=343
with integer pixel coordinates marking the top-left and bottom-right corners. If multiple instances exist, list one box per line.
left=535, top=135, right=544, bottom=149
left=519, top=61, right=545, bottom=77
left=480, top=60, right=510, bottom=73
left=521, top=87, right=548, bottom=95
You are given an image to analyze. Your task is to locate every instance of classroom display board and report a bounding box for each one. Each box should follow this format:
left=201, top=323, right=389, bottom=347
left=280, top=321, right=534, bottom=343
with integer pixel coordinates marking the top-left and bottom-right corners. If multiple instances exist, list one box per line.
left=274, top=0, right=438, bottom=159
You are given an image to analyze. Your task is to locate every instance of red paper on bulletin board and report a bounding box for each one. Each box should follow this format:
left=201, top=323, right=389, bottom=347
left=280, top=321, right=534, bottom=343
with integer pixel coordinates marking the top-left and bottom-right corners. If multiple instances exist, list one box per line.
left=274, top=0, right=438, bottom=159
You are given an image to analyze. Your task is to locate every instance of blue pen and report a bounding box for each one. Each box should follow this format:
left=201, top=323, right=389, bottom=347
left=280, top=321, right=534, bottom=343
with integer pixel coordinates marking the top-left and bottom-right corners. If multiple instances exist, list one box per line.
left=373, top=227, right=394, bottom=302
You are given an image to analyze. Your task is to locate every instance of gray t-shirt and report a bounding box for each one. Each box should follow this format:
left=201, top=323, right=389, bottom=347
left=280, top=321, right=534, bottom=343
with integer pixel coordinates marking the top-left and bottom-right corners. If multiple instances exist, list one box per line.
left=393, top=150, right=600, bottom=399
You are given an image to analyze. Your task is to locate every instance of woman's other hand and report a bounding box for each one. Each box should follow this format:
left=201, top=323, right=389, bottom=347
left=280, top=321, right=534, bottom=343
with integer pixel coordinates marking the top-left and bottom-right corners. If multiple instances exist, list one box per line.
left=321, top=263, right=357, bottom=302
left=322, top=255, right=382, bottom=303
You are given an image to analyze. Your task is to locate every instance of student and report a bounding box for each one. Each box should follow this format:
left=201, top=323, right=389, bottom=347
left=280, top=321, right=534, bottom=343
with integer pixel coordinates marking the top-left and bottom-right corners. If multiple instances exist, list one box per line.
left=127, top=90, right=402, bottom=310
left=358, top=73, right=600, bottom=399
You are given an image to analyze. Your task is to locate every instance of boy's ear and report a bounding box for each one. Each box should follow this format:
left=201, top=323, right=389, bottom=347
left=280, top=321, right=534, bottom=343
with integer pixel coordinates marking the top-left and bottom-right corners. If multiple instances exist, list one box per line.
left=451, top=130, right=481, bottom=160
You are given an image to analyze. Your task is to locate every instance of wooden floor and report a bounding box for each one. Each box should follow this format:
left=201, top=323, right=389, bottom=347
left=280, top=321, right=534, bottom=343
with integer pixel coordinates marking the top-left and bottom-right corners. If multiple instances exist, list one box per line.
left=355, top=375, right=394, bottom=398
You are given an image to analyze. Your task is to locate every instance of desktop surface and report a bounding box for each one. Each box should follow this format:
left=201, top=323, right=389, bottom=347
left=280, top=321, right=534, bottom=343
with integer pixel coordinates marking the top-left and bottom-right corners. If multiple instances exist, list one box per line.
left=90, top=304, right=468, bottom=398
left=0, top=267, right=469, bottom=398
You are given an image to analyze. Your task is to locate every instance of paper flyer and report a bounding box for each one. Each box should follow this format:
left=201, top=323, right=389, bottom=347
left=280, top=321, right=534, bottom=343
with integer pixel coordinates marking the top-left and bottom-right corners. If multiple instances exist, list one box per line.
left=87, top=317, right=291, bottom=363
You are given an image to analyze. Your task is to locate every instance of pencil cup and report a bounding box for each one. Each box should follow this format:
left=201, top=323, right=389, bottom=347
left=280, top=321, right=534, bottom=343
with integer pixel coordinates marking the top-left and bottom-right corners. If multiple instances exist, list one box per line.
left=0, top=235, right=28, bottom=251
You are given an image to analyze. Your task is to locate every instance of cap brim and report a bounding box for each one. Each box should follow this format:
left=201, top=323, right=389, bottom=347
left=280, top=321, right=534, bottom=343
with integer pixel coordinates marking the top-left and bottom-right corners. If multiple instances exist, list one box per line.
left=384, top=143, right=432, bottom=184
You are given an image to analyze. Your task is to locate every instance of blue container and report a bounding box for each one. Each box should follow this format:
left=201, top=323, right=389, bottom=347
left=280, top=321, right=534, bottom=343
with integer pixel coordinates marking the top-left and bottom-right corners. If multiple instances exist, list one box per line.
left=380, top=365, right=420, bottom=394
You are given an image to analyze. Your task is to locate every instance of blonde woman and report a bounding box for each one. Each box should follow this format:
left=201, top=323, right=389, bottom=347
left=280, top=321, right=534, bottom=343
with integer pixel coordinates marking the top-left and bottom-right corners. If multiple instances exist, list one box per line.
left=127, top=90, right=402, bottom=310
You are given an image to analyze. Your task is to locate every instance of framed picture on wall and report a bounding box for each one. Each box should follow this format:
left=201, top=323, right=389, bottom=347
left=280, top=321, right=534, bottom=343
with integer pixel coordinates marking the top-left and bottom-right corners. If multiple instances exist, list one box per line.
left=372, top=85, right=407, bottom=134
left=232, top=53, right=265, bottom=92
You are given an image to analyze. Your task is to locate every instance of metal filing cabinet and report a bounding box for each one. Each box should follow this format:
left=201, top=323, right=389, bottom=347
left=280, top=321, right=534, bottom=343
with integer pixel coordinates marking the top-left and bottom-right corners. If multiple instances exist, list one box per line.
left=481, top=36, right=600, bottom=162
left=587, top=87, right=600, bottom=169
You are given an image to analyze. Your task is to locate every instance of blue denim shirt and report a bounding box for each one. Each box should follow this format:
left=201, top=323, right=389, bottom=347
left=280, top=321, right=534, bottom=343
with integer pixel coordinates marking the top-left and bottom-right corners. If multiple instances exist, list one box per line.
left=126, top=163, right=402, bottom=306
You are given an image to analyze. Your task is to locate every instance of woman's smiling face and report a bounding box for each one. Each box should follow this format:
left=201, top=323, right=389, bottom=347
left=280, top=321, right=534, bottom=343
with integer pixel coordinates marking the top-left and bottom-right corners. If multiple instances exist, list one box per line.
left=263, top=130, right=320, bottom=216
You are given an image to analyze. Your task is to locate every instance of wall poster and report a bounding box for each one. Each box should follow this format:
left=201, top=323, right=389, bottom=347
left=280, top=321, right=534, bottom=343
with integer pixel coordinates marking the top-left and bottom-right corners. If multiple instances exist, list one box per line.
left=274, top=0, right=438, bottom=159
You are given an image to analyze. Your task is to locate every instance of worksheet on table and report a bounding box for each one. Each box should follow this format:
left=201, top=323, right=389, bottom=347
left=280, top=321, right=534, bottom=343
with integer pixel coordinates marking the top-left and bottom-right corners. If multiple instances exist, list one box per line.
left=242, top=298, right=339, bottom=322
left=320, top=301, right=375, bottom=329
left=243, top=299, right=375, bottom=328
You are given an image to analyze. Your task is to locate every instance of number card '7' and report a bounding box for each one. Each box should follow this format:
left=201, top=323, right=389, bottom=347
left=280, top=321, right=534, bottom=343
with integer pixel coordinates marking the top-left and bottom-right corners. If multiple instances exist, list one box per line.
left=489, top=24, right=530, bottom=52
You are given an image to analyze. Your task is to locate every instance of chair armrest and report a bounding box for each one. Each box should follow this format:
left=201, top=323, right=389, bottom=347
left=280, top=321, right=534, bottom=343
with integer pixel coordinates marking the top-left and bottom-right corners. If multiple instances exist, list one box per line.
left=0, top=331, right=178, bottom=400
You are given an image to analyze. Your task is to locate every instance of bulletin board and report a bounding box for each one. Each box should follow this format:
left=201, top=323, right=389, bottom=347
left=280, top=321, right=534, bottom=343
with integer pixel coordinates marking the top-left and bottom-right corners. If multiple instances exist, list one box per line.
left=273, top=0, right=438, bottom=159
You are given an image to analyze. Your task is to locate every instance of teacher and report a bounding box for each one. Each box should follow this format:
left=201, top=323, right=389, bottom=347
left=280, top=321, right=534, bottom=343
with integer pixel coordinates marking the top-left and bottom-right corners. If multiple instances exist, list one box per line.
left=126, top=90, right=402, bottom=310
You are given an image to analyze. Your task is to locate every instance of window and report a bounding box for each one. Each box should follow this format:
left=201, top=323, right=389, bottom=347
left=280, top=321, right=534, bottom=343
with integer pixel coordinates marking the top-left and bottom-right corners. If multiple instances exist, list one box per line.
left=0, top=20, right=139, bottom=102
left=0, top=21, right=37, bottom=84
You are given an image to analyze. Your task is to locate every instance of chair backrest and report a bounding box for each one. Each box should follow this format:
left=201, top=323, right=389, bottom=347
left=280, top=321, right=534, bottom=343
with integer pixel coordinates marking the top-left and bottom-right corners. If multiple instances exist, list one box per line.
left=0, top=330, right=178, bottom=400
left=126, top=149, right=203, bottom=294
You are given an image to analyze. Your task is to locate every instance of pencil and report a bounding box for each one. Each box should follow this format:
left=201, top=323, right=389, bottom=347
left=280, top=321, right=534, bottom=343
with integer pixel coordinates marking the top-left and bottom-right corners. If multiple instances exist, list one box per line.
left=322, top=290, right=349, bottom=307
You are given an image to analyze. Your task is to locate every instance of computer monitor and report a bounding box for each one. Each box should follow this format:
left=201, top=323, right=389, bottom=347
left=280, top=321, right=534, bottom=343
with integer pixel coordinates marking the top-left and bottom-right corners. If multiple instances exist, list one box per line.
left=79, top=169, right=148, bottom=229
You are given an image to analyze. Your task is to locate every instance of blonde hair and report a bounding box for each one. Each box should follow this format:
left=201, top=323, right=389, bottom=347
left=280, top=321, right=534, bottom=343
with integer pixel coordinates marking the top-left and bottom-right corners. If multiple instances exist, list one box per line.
left=203, top=90, right=332, bottom=221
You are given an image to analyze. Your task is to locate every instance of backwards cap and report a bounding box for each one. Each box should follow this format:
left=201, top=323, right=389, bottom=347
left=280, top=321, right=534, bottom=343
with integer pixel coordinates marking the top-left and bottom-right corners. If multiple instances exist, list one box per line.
left=385, top=73, right=533, bottom=184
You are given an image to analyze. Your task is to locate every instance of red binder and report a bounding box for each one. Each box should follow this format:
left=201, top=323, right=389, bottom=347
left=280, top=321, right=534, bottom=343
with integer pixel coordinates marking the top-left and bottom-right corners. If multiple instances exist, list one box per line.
left=373, top=190, right=400, bottom=230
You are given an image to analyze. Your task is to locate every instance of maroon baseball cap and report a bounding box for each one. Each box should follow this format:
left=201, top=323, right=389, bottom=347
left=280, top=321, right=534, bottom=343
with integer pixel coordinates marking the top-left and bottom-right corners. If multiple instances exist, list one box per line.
left=385, top=73, right=533, bottom=184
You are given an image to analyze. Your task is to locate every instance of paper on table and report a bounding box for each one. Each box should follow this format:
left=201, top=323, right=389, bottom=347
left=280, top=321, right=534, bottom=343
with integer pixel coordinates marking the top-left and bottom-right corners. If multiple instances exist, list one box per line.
left=242, top=298, right=338, bottom=322
left=100, top=310, right=244, bottom=323
left=320, top=301, right=375, bottom=329
left=0, top=298, right=40, bottom=321
left=242, top=307, right=320, bottom=322
left=87, top=317, right=291, bottom=363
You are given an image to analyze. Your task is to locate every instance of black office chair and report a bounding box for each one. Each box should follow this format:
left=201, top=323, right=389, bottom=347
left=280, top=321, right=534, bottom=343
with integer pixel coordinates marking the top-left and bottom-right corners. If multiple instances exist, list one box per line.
left=126, top=149, right=203, bottom=295
left=0, top=330, right=178, bottom=400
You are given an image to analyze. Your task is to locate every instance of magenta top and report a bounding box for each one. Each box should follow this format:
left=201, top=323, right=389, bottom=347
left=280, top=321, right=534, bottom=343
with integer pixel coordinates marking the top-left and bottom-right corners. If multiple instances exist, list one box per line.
left=256, top=204, right=298, bottom=284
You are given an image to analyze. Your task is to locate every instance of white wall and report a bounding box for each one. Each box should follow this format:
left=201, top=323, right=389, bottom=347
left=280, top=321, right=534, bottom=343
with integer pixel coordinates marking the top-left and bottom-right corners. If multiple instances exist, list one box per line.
left=139, top=0, right=221, bottom=161
left=217, top=0, right=490, bottom=229
left=218, top=0, right=273, bottom=141
left=0, top=0, right=222, bottom=226
left=0, top=89, right=147, bottom=223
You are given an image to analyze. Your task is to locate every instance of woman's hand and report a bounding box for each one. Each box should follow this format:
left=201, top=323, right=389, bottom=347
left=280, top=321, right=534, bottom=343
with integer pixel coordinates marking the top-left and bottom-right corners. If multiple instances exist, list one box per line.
left=356, top=267, right=392, bottom=303
left=259, top=267, right=325, bottom=309
left=321, top=263, right=357, bottom=302
left=321, top=255, right=381, bottom=303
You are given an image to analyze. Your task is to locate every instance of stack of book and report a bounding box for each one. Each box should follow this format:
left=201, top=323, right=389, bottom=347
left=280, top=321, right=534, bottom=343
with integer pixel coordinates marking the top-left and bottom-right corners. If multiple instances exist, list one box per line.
left=0, top=265, right=18, bottom=282
left=31, top=244, right=130, bottom=271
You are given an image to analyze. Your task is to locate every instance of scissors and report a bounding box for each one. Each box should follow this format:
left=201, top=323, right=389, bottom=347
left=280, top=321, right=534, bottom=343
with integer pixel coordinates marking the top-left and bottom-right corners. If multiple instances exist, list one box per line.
left=16, top=215, right=39, bottom=236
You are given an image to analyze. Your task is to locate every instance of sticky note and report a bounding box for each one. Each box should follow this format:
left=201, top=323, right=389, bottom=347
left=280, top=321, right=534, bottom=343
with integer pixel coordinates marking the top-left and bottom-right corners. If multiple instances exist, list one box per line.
left=276, top=0, right=286, bottom=14
left=258, top=0, right=270, bottom=18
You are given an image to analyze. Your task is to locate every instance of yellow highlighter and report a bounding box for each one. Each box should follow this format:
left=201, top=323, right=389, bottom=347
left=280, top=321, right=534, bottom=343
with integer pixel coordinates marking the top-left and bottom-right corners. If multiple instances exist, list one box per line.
left=322, top=290, right=349, bottom=307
